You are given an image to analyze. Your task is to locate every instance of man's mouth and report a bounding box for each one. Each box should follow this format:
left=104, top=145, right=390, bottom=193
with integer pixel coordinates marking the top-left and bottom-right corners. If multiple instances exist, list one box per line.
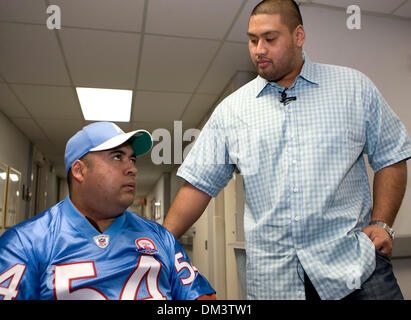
left=123, top=183, right=136, bottom=191
left=257, top=59, right=271, bottom=68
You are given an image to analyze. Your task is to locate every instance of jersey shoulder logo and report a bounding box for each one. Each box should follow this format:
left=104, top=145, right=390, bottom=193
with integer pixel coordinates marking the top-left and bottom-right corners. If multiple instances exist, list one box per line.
left=93, top=235, right=110, bottom=248
left=135, top=238, right=158, bottom=255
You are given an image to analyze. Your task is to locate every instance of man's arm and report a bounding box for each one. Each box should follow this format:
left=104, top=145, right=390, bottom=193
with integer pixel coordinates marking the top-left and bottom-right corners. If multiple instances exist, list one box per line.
left=362, top=160, right=408, bottom=256
left=163, top=181, right=212, bottom=239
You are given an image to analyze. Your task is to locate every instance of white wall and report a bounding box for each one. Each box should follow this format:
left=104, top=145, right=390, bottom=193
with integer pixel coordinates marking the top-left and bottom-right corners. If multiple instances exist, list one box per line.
left=144, top=173, right=171, bottom=225
left=28, top=146, right=59, bottom=217
left=192, top=199, right=211, bottom=282
left=170, top=166, right=184, bottom=205
left=0, top=111, right=31, bottom=236
left=392, top=258, right=411, bottom=299
left=0, top=111, right=60, bottom=236
left=58, top=176, right=69, bottom=202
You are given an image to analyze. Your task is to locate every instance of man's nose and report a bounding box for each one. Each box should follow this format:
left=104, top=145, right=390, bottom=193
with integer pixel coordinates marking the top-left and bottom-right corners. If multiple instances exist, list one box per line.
left=256, top=39, right=268, bottom=56
left=125, top=161, right=137, bottom=176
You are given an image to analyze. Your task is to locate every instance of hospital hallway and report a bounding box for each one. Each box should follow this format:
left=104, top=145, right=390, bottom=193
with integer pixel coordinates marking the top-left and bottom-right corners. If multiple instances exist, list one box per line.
left=1, top=0, right=411, bottom=300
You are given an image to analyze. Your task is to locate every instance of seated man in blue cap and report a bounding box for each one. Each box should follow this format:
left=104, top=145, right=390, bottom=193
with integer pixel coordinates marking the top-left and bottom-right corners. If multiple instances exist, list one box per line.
left=0, top=122, right=215, bottom=300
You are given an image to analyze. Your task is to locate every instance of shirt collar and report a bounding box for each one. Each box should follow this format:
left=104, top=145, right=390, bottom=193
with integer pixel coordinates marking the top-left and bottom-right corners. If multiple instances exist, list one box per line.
left=255, top=51, right=319, bottom=98
left=299, top=52, right=319, bottom=85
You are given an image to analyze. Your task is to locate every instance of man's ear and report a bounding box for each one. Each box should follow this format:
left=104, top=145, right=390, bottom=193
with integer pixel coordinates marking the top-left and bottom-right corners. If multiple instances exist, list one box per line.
left=70, top=159, right=86, bottom=183
left=294, top=24, right=305, bottom=48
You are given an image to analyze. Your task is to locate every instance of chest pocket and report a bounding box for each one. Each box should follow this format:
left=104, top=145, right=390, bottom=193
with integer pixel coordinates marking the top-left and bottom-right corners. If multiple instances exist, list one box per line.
left=299, top=103, right=365, bottom=159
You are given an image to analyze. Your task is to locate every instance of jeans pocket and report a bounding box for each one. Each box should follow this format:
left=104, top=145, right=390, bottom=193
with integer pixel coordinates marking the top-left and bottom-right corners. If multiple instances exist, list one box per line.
left=375, top=249, right=391, bottom=264
left=346, top=250, right=404, bottom=300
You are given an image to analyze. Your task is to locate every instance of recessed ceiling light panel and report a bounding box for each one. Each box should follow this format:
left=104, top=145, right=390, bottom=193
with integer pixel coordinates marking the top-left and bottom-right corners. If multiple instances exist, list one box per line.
left=76, top=87, right=132, bottom=122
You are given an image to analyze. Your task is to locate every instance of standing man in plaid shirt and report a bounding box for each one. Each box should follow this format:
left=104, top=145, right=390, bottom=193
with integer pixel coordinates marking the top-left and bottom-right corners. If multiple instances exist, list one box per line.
left=163, top=0, right=411, bottom=300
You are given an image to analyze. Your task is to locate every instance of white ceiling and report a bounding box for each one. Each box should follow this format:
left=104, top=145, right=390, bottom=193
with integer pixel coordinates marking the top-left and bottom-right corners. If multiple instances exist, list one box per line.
left=0, top=0, right=410, bottom=197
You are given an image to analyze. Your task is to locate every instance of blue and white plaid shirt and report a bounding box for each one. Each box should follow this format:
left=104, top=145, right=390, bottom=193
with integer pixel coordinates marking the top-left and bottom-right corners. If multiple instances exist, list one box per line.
left=177, top=53, right=411, bottom=300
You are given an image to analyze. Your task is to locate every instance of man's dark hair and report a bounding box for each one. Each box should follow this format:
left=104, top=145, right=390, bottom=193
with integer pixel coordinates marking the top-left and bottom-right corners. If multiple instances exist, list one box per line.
left=251, top=0, right=303, bottom=33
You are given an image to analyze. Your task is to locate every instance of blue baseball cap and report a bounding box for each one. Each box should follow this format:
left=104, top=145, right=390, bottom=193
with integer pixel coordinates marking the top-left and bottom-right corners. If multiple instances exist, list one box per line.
left=64, top=122, right=152, bottom=173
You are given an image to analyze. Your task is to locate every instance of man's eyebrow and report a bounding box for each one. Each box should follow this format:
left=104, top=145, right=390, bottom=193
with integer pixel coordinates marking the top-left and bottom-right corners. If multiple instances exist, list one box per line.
left=109, top=149, right=126, bottom=154
left=109, top=149, right=135, bottom=157
left=110, top=148, right=134, bottom=157
left=109, top=147, right=126, bottom=154
left=247, top=30, right=280, bottom=37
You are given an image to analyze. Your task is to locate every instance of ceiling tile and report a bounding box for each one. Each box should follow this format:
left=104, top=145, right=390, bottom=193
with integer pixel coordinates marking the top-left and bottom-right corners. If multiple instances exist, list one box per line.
left=113, top=122, right=131, bottom=132
left=146, top=0, right=244, bottom=39
left=47, top=154, right=65, bottom=169
left=393, top=1, right=411, bottom=18
left=84, top=121, right=131, bottom=132
left=133, top=91, right=191, bottom=122
left=197, top=42, right=255, bottom=94
left=53, top=0, right=145, bottom=32
left=47, top=154, right=64, bottom=164
left=0, top=83, right=31, bottom=118
left=11, top=84, right=83, bottom=119
left=137, top=35, right=220, bottom=92
left=60, top=28, right=140, bottom=89
left=11, top=118, right=48, bottom=140
left=0, top=24, right=70, bottom=85
left=32, top=139, right=62, bottom=159
left=0, top=0, right=46, bottom=24
left=36, top=119, right=84, bottom=149
left=227, top=0, right=408, bottom=43
left=131, top=121, right=175, bottom=134
left=227, top=0, right=261, bottom=43
left=181, top=94, right=218, bottom=125
left=311, top=0, right=405, bottom=14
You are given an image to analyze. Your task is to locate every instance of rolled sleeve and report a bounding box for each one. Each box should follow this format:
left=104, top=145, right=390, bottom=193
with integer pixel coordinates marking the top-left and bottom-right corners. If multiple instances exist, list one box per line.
left=364, top=81, right=411, bottom=172
left=177, top=107, right=235, bottom=198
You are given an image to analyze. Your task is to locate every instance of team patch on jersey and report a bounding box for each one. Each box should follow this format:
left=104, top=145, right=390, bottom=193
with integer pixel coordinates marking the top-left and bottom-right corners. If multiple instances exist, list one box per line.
left=93, top=235, right=110, bottom=248
left=135, top=238, right=158, bottom=255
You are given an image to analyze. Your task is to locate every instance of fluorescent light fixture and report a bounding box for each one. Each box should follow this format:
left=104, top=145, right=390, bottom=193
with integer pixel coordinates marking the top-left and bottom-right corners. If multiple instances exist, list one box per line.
left=76, top=87, right=132, bottom=122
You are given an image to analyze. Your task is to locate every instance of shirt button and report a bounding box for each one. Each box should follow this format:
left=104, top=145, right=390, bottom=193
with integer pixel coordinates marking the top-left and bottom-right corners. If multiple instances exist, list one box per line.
left=295, top=216, right=300, bottom=222
left=292, top=159, right=297, bottom=165
left=293, top=187, right=299, bottom=193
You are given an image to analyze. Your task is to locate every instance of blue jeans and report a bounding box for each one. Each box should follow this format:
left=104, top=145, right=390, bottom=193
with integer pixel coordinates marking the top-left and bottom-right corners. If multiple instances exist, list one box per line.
left=304, top=250, right=404, bottom=300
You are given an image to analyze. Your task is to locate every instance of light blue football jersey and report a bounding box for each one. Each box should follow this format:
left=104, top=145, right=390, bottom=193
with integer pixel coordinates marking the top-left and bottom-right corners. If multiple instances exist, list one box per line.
left=0, top=196, right=214, bottom=300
